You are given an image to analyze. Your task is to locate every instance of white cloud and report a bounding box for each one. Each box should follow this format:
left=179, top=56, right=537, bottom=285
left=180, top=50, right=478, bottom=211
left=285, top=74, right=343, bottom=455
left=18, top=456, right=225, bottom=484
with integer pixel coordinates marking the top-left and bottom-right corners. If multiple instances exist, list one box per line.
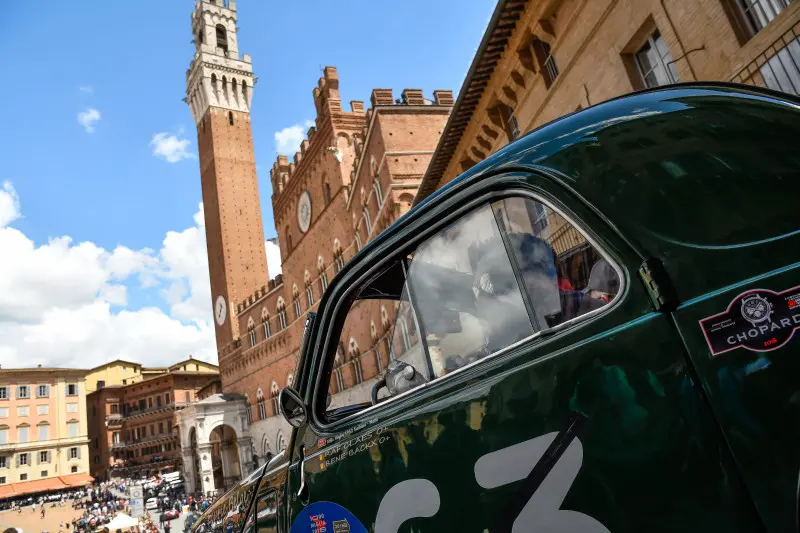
left=150, top=132, right=195, bottom=163
left=79, top=85, right=94, bottom=94
left=0, top=181, right=21, bottom=228
left=265, top=239, right=282, bottom=278
left=78, top=108, right=101, bottom=133
left=0, top=185, right=216, bottom=369
left=274, top=120, right=314, bottom=155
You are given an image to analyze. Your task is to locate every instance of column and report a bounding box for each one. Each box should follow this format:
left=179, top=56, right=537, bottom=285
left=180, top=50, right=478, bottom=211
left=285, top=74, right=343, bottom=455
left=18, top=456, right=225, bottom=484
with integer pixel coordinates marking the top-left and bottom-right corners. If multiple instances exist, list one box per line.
left=237, top=436, right=256, bottom=478
left=181, top=450, right=196, bottom=494
left=197, top=444, right=216, bottom=496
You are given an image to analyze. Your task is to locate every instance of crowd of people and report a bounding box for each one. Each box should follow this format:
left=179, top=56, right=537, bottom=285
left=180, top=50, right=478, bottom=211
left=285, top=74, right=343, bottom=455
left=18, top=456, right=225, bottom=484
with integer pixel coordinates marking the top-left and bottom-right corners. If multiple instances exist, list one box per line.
left=0, top=473, right=220, bottom=533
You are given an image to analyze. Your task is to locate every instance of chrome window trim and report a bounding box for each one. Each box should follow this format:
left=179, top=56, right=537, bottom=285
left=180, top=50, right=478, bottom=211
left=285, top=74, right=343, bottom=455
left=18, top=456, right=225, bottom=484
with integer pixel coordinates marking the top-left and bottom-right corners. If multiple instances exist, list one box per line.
left=310, top=187, right=626, bottom=432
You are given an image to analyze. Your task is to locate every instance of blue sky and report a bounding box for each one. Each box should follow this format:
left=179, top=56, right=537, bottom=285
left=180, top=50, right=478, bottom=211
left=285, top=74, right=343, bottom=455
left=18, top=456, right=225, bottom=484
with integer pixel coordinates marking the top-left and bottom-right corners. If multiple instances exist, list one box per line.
left=0, top=0, right=495, bottom=368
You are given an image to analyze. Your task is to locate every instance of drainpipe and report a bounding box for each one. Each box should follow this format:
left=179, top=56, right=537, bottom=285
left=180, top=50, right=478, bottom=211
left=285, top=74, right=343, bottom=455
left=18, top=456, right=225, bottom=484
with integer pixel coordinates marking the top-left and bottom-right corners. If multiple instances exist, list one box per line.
left=660, top=0, right=699, bottom=80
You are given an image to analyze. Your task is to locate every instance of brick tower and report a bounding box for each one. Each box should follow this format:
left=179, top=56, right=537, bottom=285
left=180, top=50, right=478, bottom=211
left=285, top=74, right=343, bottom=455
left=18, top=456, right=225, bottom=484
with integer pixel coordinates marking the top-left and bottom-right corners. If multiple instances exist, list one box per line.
left=185, top=0, right=269, bottom=351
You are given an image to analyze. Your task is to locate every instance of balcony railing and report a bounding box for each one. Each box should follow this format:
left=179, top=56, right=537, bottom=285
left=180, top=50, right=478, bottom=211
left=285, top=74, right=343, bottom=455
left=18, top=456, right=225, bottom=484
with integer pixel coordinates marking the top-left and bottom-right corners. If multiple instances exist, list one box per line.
left=121, top=401, right=190, bottom=420
left=111, top=434, right=177, bottom=450
left=109, top=456, right=181, bottom=474
left=731, top=24, right=800, bottom=95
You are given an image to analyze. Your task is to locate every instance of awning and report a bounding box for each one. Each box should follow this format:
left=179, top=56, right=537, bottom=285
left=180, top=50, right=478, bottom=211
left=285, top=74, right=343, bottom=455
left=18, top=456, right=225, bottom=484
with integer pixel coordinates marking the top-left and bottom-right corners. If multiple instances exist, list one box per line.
left=0, top=473, right=94, bottom=499
left=59, top=473, right=94, bottom=488
left=0, top=477, right=68, bottom=498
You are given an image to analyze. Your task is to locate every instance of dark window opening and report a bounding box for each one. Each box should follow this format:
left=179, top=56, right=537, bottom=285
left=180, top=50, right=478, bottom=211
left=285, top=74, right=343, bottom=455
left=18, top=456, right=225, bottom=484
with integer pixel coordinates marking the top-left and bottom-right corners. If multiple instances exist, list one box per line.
left=228, top=111, right=234, bottom=126
left=532, top=38, right=559, bottom=88
left=216, top=25, right=228, bottom=54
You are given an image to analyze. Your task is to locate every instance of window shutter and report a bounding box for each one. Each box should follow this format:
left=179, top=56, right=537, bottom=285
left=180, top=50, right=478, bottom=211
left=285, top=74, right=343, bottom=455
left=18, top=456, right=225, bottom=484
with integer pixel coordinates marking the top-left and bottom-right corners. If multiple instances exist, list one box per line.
left=77, top=446, right=81, bottom=459
left=47, top=451, right=51, bottom=463
left=16, top=454, right=19, bottom=467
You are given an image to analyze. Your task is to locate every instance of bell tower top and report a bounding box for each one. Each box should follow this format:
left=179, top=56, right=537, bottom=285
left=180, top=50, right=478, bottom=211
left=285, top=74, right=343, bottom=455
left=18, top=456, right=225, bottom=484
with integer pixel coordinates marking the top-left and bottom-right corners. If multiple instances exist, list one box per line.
left=186, top=0, right=254, bottom=123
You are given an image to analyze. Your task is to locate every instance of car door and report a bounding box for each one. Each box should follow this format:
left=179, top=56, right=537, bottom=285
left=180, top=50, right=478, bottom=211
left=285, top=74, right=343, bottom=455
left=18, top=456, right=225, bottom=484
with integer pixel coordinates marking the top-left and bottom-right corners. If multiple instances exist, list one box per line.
left=284, top=173, right=762, bottom=533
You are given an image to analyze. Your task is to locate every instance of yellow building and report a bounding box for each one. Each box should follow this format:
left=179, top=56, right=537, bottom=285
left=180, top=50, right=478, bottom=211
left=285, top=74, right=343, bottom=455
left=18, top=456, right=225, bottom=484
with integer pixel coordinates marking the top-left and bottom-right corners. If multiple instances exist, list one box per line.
left=84, top=360, right=144, bottom=393
left=0, top=367, right=92, bottom=497
left=167, top=356, right=218, bottom=374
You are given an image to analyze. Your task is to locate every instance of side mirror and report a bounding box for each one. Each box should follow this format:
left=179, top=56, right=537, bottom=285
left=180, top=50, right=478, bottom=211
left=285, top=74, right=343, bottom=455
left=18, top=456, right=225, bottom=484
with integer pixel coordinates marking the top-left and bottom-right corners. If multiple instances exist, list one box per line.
left=279, top=387, right=307, bottom=428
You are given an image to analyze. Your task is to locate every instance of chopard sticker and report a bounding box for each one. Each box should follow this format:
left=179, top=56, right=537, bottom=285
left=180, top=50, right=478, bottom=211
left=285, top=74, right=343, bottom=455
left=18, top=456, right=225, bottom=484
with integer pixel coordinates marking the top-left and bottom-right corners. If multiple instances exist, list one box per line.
left=700, top=286, right=800, bottom=356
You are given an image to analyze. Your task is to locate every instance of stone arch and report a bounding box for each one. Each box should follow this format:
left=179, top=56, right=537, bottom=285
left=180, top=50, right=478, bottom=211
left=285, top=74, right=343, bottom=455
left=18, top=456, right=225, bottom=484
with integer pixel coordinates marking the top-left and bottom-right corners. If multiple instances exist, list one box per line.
left=333, top=238, right=342, bottom=253
left=336, top=132, right=351, bottom=147
left=370, top=320, right=378, bottom=340
left=261, top=307, right=269, bottom=321
left=304, top=270, right=311, bottom=284
left=261, top=434, right=272, bottom=457
left=276, top=297, right=286, bottom=311
left=292, top=284, right=299, bottom=298
left=317, top=255, right=325, bottom=270
left=370, top=155, right=378, bottom=176
left=270, top=381, right=280, bottom=396
left=247, top=316, right=255, bottom=329
left=287, top=373, right=294, bottom=387
left=277, top=431, right=287, bottom=453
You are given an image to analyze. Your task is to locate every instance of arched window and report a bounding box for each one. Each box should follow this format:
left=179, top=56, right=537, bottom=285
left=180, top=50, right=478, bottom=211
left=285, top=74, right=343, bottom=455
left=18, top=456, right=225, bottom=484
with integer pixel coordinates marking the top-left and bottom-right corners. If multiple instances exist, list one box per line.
left=370, top=156, right=378, bottom=177
left=257, top=389, right=266, bottom=420
left=244, top=394, right=252, bottom=424
left=287, top=373, right=294, bottom=388
left=247, top=317, right=256, bottom=347
left=197, top=29, right=204, bottom=45
left=370, top=320, right=378, bottom=341
left=323, top=182, right=331, bottom=205
left=216, top=24, right=228, bottom=54
left=242, top=80, right=249, bottom=108
left=222, top=75, right=229, bottom=105
left=355, top=232, right=362, bottom=252
left=277, top=431, right=286, bottom=453
left=270, top=381, right=280, bottom=415
left=304, top=271, right=314, bottom=307
left=333, top=239, right=345, bottom=273
left=363, top=207, right=372, bottom=233
left=373, top=178, right=383, bottom=207
left=231, top=78, right=238, bottom=106
left=262, top=307, right=272, bottom=339
left=277, top=298, right=287, bottom=330
left=292, top=285, right=301, bottom=319
left=211, top=73, right=219, bottom=101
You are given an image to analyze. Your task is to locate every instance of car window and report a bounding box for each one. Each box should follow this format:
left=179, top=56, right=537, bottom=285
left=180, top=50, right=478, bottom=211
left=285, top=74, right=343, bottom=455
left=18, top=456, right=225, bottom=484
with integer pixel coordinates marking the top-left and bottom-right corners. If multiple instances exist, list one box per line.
left=243, top=491, right=277, bottom=533
left=322, top=195, right=620, bottom=419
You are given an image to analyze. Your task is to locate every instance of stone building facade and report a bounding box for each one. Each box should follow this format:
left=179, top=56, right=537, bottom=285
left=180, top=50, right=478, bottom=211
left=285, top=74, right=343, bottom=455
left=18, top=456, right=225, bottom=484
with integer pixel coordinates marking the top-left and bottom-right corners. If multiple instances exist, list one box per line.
left=86, top=369, right=218, bottom=481
left=185, top=2, right=453, bottom=465
left=415, top=0, right=800, bottom=202
left=0, top=368, right=91, bottom=499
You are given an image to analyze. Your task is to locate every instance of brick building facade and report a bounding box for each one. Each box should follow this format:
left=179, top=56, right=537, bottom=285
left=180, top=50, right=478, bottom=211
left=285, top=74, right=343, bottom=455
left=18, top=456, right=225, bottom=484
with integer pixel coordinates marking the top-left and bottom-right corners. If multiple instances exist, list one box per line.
left=87, top=369, right=218, bottom=481
left=415, top=0, right=800, bottom=202
left=185, top=2, right=453, bottom=462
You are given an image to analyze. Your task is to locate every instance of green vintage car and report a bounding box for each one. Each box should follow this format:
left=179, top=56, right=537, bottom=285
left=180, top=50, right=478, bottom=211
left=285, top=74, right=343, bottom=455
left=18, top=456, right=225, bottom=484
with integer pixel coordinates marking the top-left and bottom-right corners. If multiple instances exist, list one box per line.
left=194, top=83, right=800, bottom=533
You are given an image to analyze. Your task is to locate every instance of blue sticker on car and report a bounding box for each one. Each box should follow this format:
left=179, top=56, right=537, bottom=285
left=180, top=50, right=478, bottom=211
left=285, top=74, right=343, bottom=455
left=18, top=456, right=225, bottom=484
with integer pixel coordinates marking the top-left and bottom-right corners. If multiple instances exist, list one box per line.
left=290, top=501, right=368, bottom=533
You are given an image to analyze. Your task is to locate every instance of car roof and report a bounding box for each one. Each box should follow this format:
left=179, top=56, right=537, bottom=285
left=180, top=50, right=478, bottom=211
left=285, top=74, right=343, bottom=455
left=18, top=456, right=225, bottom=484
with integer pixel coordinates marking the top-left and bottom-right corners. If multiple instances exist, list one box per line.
left=407, top=83, right=800, bottom=302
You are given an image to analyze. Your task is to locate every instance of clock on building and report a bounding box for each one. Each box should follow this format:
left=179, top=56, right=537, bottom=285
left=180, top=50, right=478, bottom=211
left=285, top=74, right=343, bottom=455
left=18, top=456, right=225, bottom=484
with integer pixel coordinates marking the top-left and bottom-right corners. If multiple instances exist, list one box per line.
left=214, top=295, right=227, bottom=326
left=297, top=191, right=312, bottom=233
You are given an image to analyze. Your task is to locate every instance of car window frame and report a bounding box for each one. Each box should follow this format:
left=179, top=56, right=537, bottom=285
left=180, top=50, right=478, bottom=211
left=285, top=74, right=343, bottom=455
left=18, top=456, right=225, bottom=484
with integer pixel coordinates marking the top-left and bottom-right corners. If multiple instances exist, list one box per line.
left=310, top=187, right=626, bottom=431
